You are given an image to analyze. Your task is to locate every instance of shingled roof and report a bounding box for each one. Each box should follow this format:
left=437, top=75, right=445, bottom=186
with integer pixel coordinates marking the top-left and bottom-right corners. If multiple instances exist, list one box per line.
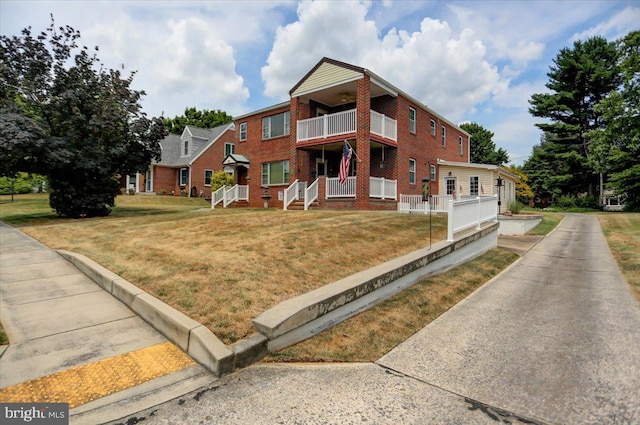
left=155, top=123, right=234, bottom=167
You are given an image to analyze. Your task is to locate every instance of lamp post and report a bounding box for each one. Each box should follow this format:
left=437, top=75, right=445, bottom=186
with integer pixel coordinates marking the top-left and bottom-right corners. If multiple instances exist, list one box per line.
left=496, top=176, right=504, bottom=215
left=422, top=177, right=431, bottom=250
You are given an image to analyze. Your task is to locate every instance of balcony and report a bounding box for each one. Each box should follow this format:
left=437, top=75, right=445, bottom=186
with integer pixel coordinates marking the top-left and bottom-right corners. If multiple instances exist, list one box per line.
left=297, top=109, right=397, bottom=143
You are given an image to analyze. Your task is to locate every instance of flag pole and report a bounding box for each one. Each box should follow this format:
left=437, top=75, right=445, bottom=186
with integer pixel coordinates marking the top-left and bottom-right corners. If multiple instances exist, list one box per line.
left=344, top=140, right=362, bottom=163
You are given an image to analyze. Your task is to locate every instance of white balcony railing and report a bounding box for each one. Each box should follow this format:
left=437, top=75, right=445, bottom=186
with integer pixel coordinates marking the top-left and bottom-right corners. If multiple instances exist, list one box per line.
left=370, top=110, right=397, bottom=141
left=296, top=109, right=397, bottom=142
left=369, top=177, right=397, bottom=200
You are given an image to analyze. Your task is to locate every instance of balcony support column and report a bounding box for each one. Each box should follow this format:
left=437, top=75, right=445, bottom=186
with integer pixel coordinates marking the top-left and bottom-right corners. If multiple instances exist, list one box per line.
left=356, top=75, right=371, bottom=208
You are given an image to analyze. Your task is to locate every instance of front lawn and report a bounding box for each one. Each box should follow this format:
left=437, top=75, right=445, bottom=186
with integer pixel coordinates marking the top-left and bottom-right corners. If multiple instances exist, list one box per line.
left=599, top=213, right=640, bottom=303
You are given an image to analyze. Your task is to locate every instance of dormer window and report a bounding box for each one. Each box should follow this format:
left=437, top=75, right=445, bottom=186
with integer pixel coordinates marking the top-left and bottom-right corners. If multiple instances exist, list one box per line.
left=182, top=140, right=189, bottom=157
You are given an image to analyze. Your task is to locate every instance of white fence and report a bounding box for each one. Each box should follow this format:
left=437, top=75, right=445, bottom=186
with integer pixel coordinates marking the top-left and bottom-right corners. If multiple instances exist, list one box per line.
left=211, top=185, right=226, bottom=208
left=284, top=180, right=307, bottom=210
left=370, top=110, right=397, bottom=141
left=447, top=195, right=498, bottom=241
left=210, top=184, right=248, bottom=208
left=369, top=177, right=397, bottom=200
left=398, top=194, right=453, bottom=213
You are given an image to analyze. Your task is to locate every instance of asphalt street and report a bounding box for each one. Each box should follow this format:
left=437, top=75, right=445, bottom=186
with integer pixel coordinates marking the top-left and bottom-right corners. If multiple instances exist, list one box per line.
left=123, top=214, right=640, bottom=425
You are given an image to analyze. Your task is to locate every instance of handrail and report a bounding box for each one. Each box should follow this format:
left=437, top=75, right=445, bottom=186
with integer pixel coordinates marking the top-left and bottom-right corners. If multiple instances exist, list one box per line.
left=304, top=178, right=319, bottom=210
left=283, top=180, right=299, bottom=210
left=211, top=185, right=226, bottom=209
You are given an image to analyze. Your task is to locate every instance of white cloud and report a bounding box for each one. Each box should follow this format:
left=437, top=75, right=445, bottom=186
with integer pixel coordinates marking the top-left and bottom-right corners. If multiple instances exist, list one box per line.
left=570, top=6, right=640, bottom=42
left=261, top=0, right=504, bottom=121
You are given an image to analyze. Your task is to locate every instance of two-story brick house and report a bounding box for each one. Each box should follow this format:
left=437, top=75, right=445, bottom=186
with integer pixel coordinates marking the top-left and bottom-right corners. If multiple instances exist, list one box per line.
left=226, top=57, right=471, bottom=210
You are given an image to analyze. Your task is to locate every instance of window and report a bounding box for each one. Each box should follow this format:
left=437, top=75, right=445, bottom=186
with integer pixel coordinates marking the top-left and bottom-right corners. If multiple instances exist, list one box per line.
left=261, top=160, right=290, bottom=185
left=430, top=119, right=436, bottom=136
left=239, top=122, right=247, bottom=141
left=409, top=159, right=416, bottom=184
left=204, top=169, right=213, bottom=186
left=409, top=107, right=416, bottom=134
left=225, top=143, right=235, bottom=157
left=262, top=111, right=290, bottom=139
left=459, top=136, right=464, bottom=155
left=182, top=140, right=189, bottom=156
left=179, top=168, right=189, bottom=186
left=470, top=176, right=479, bottom=196
left=430, top=164, right=436, bottom=181
left=441, top=126, right=446, bottom=147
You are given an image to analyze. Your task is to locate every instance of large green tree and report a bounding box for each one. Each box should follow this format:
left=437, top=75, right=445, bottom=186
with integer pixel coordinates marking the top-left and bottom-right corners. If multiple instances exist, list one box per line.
left=0, top=19, right=165, bottom=217
left=163, top=107, right=233, bottom=134
left=528, top=36, right=620, bottom=198
left=588, top=31, right=640, bottom=211
left=459, top=122, right=509, bottom=165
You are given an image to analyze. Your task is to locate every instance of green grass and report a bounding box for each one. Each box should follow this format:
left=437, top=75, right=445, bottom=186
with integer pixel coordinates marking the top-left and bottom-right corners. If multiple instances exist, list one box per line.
left=527, top=211, right=564, bottom=235
left=598, top=213, right=640, bottom=302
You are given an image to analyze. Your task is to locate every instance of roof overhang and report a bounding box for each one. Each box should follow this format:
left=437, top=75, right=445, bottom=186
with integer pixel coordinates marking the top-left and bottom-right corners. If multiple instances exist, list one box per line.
left=223, top=154, right=250, bottom=167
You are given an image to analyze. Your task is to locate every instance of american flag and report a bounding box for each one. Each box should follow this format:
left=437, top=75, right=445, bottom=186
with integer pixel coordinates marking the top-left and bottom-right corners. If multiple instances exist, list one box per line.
left=338, top=142, right=352, bottom=185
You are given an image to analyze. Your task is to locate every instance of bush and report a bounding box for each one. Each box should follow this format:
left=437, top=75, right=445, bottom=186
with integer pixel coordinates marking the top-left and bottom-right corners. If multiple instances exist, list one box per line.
left=49, top=175, right=119, bottom=218
left=509, top=201, right=525, bottom=214
left=554, top=194, right=577, bottom=209
left=0, top=173, right=47, bottom=195
left=576, top=194, right=598, bottom=209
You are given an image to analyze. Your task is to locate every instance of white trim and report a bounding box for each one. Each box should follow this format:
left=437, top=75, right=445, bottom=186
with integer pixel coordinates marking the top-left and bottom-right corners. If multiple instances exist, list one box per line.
left=459, top=136, right=464, bottom=155
left=469, top=175, right=479, bottom=196
left=233, top=101, right=290, bottom=121
left=204, top=169, right=213, bottom=187
left=430, top=119, right=436, bottom=136
left=409, top=158, right=417, bottom=185
left=409, top=107, right=416, bottom=134
left=441, top=126, right=446, bottom=147
left=292, top=75, right=364, bottom=98
left=239, top=122, right=247, bottom=141
left=179, top=167, right=189, bottom=186
left=188, top=123, right=235, bottom=166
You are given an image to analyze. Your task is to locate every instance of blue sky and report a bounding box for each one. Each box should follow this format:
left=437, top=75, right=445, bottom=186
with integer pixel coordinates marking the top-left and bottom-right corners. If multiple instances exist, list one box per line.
left=1, top=0, right=638, bottom=165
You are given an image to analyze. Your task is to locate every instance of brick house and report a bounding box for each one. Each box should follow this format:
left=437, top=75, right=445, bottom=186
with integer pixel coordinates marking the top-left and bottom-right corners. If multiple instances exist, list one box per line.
left=226, top=57, right=471, bottom=210
left=122, top=123, right=236, bottom=198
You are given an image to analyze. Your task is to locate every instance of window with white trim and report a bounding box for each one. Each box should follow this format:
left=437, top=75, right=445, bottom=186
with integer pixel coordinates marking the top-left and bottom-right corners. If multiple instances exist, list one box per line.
left=225, top=143, right=235, bottom=157
left=409, top=158, right=416, bottom=184
left=459, top=136, right=464, bottom=155
left=261, top=160, right=290, bottom=185
left=262, top=111, right=290, bottom=139
left=182, top=140, right=189, bottom=157
left=239, top=122, right=247, bottom=141
left=446, top=177, right=456, bottom=195
left=470, top=176, right=479, bottom=196
left=409, top=107, right=416, bottom=134
left=430, top=164, right=436, bottom=181
left=204, top=169, right=213, bottom=186
left=179, top=168, right=188, bottom=186
left=441, top=126, right=446, bottom=147
left=430, top=119, right=436, bottom=136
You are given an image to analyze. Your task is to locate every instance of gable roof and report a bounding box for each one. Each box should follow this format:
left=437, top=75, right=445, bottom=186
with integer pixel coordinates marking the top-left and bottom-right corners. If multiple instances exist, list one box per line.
left=437, top=159, right=520, bottom=180
left=155, top=123, right=234, bottom=168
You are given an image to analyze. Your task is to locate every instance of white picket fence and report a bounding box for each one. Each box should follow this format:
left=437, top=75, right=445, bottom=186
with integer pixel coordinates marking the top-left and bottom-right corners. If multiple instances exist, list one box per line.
left=397, top=194, right=453, bottom=213
left=447, top=195, right=498, bottom=241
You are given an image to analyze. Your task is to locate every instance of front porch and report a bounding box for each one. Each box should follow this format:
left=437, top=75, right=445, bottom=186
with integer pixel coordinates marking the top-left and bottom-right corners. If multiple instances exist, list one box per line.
left=296, top=109, right=397, bottom=143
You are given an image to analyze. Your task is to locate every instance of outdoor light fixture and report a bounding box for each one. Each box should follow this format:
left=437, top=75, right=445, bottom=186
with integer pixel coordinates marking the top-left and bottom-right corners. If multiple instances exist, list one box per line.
left=496, top=176, right=504, bottom=214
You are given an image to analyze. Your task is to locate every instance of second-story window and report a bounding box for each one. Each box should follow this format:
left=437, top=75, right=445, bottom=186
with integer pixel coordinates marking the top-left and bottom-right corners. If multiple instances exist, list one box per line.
left=409, top=158, right=416, bottom=184
left=430, top=164, right=436, bottom=181
left=409, top=107, right=416, bottom=134
left=225, top=143, right=235, bottom=156
left=430, top=119, right=436, bottom=136
left=239, top=122, right=247, bottom=141
left=459, top=136, right=464, bottom=155
left=182, top=140, right=189, bottom=157
left=441, top=126, right=446, bottom=147
left=262, top=111, right=290, bottom=139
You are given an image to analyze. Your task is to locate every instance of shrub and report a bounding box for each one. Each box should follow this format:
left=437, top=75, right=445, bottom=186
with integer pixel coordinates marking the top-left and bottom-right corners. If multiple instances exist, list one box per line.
left=509, top=201, right=525, bottom=214
left=554, top=194, right=577, bottom=209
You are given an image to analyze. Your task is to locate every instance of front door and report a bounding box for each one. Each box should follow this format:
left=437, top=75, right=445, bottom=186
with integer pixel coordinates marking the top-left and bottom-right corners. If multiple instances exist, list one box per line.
left=445, top=177, right=457, bottom=197
left=316, top=158, right=327, bottom=178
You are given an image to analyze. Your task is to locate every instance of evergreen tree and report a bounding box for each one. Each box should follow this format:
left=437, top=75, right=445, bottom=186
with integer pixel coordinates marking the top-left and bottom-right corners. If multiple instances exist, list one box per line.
left=529, top=36, right=620, bottom=197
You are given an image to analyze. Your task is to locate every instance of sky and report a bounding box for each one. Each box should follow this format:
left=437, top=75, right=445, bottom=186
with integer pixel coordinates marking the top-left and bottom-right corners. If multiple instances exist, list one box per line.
left=1, top=1, right=638, bottom=165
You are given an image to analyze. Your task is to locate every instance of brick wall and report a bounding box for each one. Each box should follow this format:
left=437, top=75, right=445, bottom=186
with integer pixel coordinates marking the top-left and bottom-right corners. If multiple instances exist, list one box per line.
left=191, top=128, right=235, bottom=198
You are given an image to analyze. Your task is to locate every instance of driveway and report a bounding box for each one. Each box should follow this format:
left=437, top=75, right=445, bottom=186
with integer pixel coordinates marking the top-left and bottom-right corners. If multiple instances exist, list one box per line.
left=124, top=214, right=640, bottom=424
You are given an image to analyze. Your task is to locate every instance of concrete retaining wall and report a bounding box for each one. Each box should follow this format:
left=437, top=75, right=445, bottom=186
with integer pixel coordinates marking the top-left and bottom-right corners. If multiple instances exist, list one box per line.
left=253, top=222, right=499, bottom=351
left=498, top=214, right=542, bottom=235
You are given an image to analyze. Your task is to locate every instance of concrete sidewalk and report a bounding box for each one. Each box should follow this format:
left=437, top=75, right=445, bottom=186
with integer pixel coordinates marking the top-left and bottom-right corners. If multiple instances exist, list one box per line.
left=0, top=223, right=216, bottom=424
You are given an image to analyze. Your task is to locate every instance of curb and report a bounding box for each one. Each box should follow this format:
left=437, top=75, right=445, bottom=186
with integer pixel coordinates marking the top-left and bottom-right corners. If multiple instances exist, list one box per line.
left=57, top=250, right=235, bottom=377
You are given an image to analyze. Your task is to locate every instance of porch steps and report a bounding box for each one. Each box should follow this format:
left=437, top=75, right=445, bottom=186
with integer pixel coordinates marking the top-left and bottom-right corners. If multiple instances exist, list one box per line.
left=288, top=200, right=318, bottom=211
left=227, top=200, right=249, bottom=208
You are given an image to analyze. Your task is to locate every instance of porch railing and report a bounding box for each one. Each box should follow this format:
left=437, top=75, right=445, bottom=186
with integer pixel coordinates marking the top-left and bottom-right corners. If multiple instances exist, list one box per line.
left=304, top=179, right=319, bottom=210
left=296, top=109, right=397, bottom=142
left=370, top=110, right=397, bottom=141
left=326, top=176, right=356, bottom=198
left=223, top=184, right=248, bottom=208
left=430, top=195, right=453, bottom=212
left=283, top=180, right=307, bottom=210
left=398, top=195, right=428, bottom=213
left=211, top=185, right=226, bottom=208
left=369, top=177, right=397, bottom=200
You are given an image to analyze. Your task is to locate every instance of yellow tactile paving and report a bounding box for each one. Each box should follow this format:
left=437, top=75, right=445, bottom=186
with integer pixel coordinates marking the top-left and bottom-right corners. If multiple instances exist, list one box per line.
left=0, top=342, right=195, bottom=408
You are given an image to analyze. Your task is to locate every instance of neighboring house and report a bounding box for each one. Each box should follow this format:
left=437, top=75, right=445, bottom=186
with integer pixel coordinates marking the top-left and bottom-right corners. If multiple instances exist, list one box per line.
left=230, top=57, right=471, bottom=210
left=122, top=123, right=236, bottom=198
left=436, top=159, right=520, bottom=213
